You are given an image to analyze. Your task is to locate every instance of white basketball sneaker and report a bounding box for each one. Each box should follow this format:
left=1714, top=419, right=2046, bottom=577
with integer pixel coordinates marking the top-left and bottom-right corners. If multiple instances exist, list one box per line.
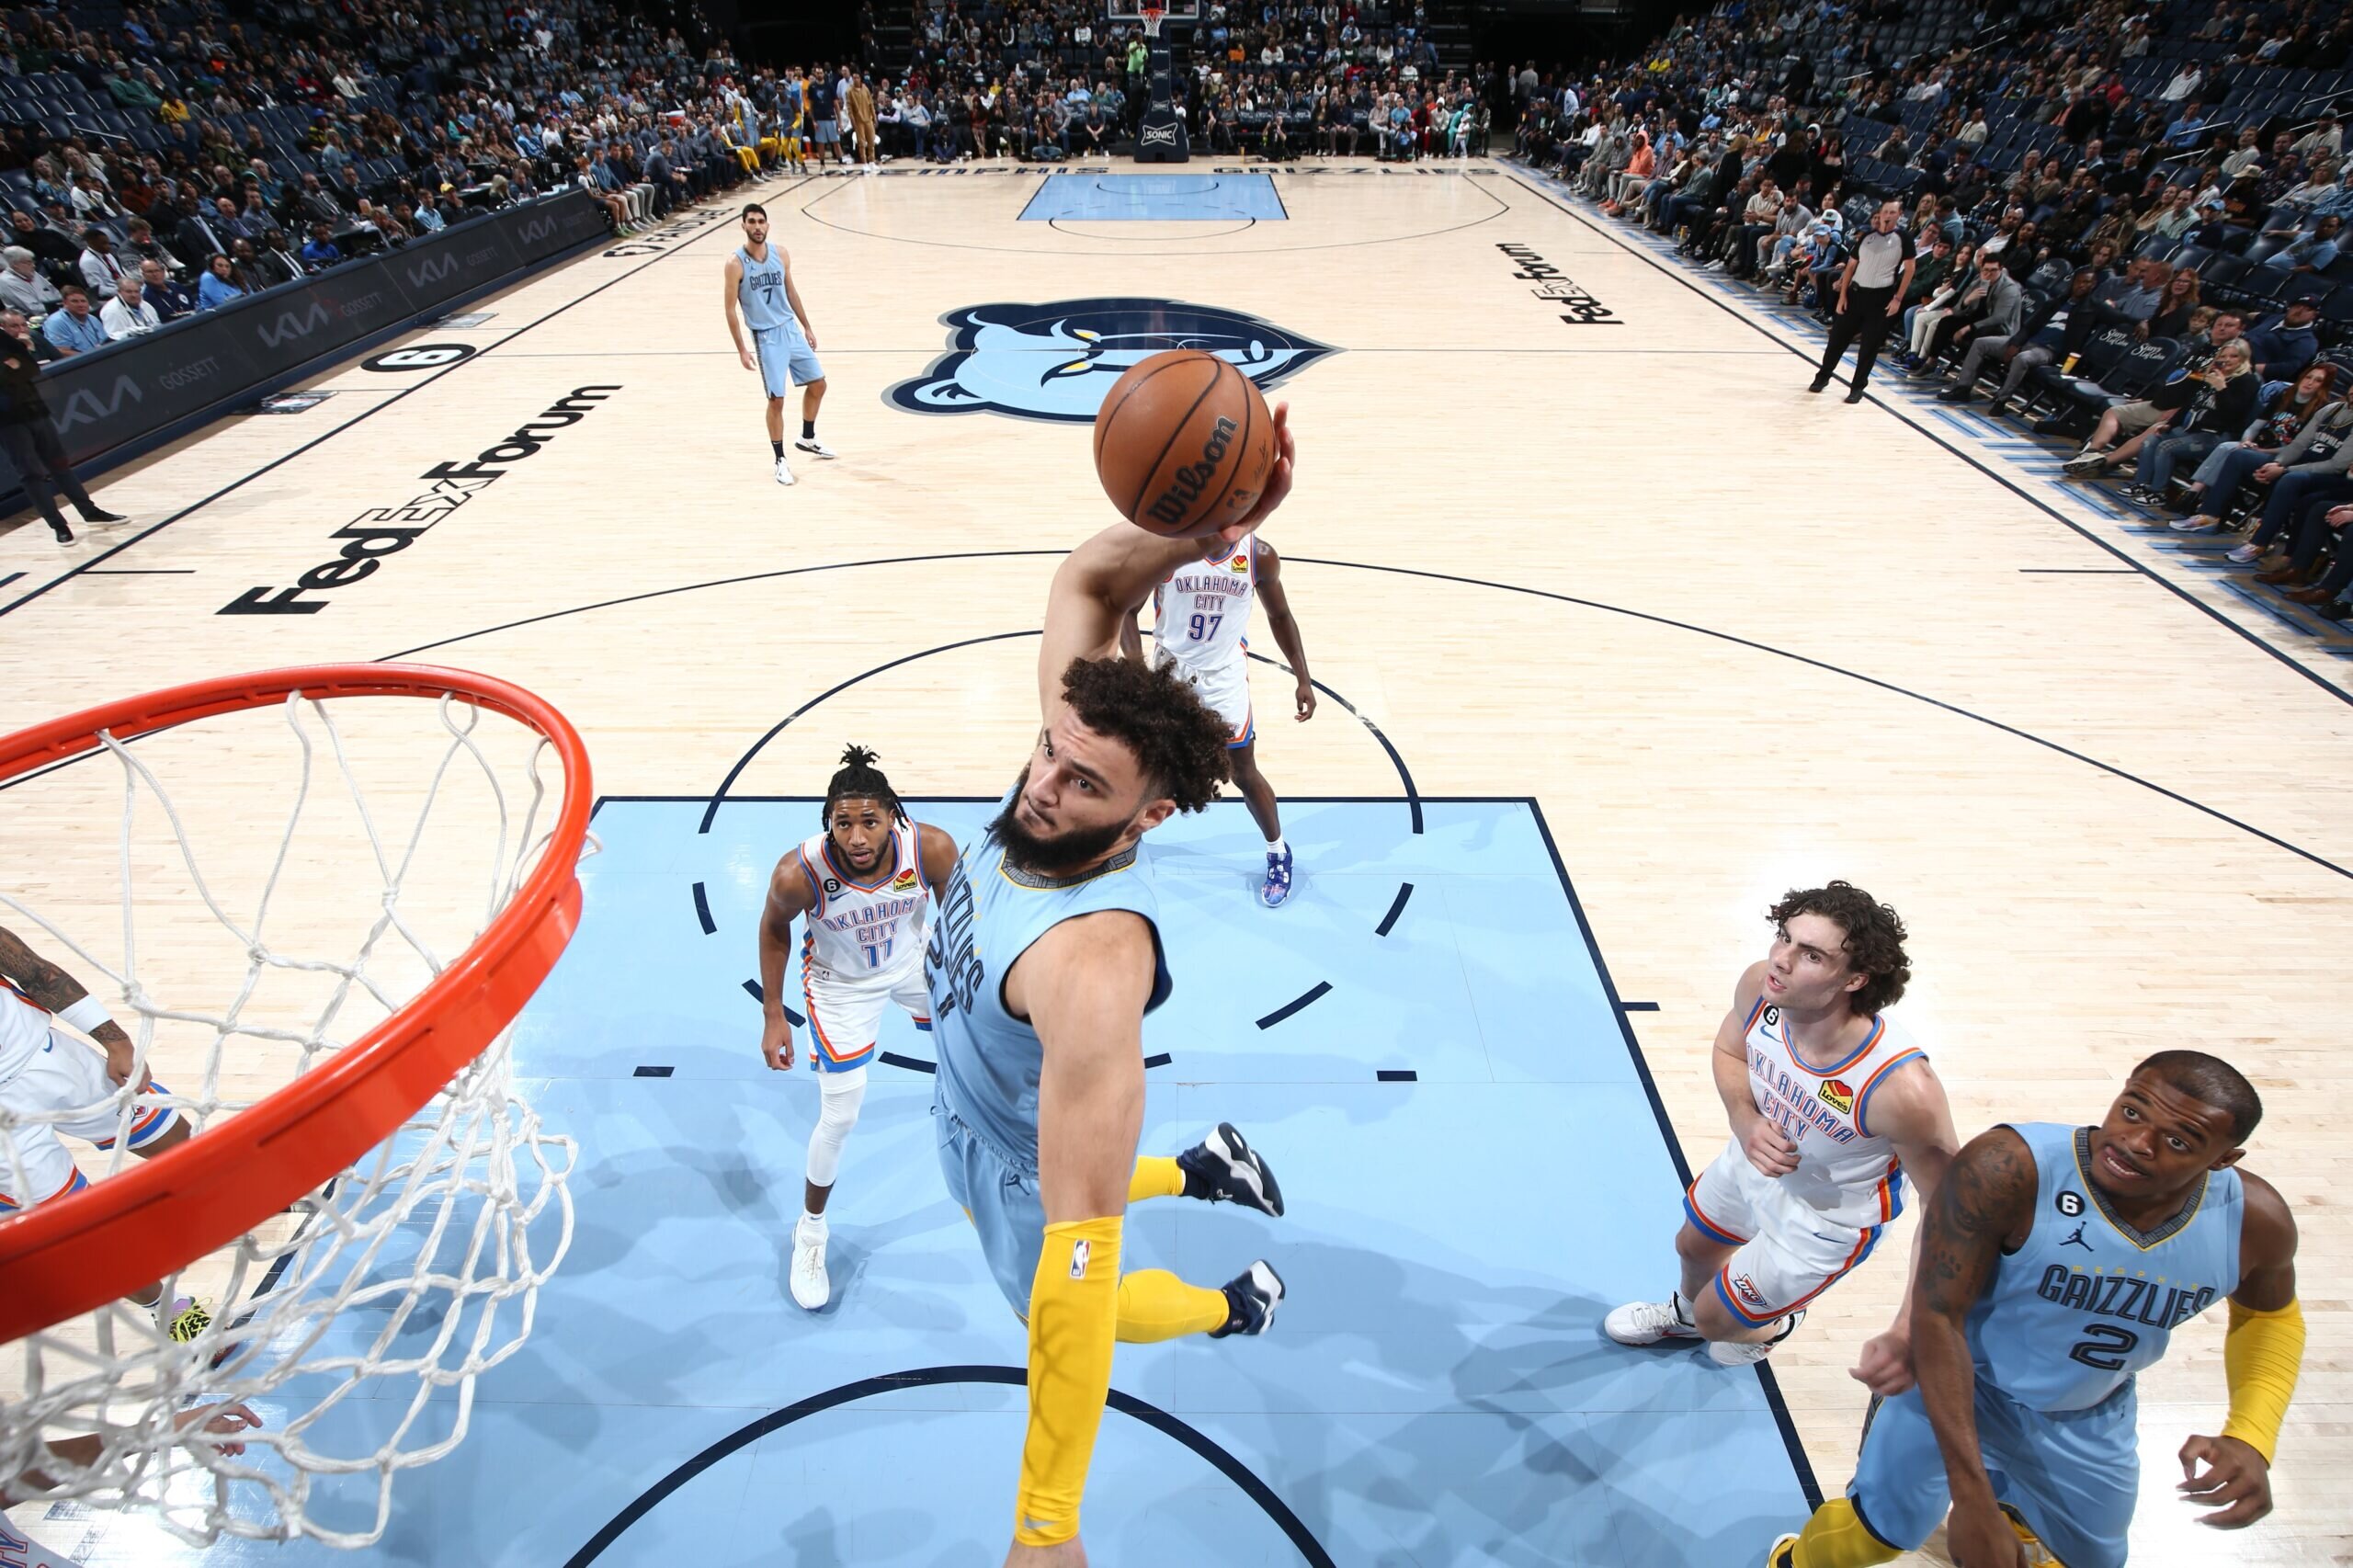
left=1603, top=1292, right=1699, bottom=1346
left=790, top=1216, right=830, bottom=1310
left=1707, top=1308, right=1806, bottom=1366
left=794, top=437, right=838, bottom=460
left=774, top=453, right=796, bottom=486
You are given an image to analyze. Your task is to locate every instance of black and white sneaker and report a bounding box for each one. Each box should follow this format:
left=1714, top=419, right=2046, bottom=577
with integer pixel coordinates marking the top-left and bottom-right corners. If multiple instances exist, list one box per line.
left=1209, top=1260, right=1286, bottom=1337
left=794, top=437, right=838, bottom=459
left=1177, top=1122, right=1285, bottom=1216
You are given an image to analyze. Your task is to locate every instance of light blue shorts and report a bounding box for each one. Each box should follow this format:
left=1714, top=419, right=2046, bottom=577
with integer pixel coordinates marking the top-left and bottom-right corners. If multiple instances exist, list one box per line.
left=935, top=1103, right=1045, bottom=1318
left=1848, top=1381, right=2137, bottom=1568
left=753, top=323, right=823, bottom=396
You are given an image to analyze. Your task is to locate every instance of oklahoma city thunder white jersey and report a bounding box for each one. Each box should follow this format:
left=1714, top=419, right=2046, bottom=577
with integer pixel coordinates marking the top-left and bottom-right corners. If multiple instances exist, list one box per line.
left=1, top=979, right=54, bottom=1088
left=1154, top=539, right=1256, bottom=672
left=795, top=821, right=928, bottom=984
left=1742, top=996, right=1927, bottom=1229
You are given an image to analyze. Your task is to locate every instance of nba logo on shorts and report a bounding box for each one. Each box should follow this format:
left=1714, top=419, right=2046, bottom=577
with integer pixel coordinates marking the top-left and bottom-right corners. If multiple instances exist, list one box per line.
left=1071, top=1239, right=1092, bottom=1279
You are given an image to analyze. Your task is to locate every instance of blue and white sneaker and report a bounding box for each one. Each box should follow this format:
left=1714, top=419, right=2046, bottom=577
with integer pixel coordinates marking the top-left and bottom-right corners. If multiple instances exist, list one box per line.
left=1258, top=846, right=1293, bottom=908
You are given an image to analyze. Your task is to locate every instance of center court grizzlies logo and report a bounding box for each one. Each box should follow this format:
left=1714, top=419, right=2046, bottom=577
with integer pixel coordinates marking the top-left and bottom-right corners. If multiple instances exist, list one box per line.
left=886, top=298, right=1336, bottom=424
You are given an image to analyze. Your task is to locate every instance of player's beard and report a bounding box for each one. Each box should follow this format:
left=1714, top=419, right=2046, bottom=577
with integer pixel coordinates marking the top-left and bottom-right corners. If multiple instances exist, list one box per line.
left=992, top=765, right=1134, bottom=877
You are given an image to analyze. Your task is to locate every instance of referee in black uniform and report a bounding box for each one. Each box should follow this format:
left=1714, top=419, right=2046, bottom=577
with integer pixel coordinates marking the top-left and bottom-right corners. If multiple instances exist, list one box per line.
left=1810, top=199, right=1915, bottom=404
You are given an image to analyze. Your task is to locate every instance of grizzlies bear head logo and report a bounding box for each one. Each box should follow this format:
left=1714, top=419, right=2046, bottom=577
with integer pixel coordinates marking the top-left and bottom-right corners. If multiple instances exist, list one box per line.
left=886, top=298, right=1336, bottom=424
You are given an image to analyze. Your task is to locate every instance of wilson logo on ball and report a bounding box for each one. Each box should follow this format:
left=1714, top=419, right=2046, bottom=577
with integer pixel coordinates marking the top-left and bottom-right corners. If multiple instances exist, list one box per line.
left=1145, top=415, right=1237, bottom=529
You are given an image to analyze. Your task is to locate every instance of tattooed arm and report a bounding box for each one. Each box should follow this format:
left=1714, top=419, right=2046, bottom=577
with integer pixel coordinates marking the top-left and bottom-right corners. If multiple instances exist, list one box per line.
left=1909, top=1125, right=2037, bottom=1568
left=0, top=922, right=141, bottom=1088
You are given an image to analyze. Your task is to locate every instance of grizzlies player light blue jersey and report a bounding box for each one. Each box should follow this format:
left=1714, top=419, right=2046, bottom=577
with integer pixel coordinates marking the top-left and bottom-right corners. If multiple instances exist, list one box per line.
left=926, top=788, right=1172, bottom=1172
left=1970, top=1120, right=2243, bottom=1412
left=734, top=244, right=793, bottom=333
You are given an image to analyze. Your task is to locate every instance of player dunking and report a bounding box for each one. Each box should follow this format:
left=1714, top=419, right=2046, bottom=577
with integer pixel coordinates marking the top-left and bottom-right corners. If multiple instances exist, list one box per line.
left=1769, top=1051, right=2303, bottom=1568
left=1123, top=534, right=1315, bottom=907
left=927, top=409, right=1300, bottom=1564
left=758, top=746, right=959, bottom=1311
left=1607, top=883, right=1958, bottom=1369
left=722, top=202, right=833, bottom=487
left=0, top=923, right=208, bottom=1339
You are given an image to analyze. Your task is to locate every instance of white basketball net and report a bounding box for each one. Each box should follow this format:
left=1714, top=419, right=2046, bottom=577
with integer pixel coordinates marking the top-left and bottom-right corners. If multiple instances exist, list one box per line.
left=0, top=687, right=585, bottom=1551
left=1140, top=6, right=1165, bottom=38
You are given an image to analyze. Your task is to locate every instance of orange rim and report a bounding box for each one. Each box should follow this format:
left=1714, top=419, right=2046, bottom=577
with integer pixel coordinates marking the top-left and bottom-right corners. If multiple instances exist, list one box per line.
left=0, top=665, right=591, bottom=1344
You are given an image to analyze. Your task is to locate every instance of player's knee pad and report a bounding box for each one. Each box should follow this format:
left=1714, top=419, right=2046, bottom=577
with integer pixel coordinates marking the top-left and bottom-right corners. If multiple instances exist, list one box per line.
left=805, top=1066, right=867, bottom=1187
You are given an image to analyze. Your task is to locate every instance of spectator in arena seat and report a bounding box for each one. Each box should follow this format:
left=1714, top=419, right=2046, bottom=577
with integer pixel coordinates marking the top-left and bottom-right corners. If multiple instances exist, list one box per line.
left=299, top=222, right=344, bottom=271
left=40, top=286, right=107, bottom=358
left=2178, top=365, right=2340, bottom=529
left=75, top=227, right=128, bottom=300
left=197, top=252, right=246, bottom=311
left=2245, top=298, right=2322, bottom=381
left=9, top=211, right=76, bottom=281
left=2241, top=404, right=2353, bottom=585
left=2260, top=215, right=2342, bottom=278
left=1938, top=266, right=2100, bottom=409
left=2121, top=338, right=2262, bottom=502
left=0, top=248, right=62, bottom=321
left=98, top=273, right=160, bottom=339
left=2143, top=267, right=2202, bottom=339
left=119, top=216, right=178, bottom=277
left=1910, top=252, right=2026, bottom=376
left=138, top=257, right=191, bottom=321
left=2062, top=312, right=2251, bottom=472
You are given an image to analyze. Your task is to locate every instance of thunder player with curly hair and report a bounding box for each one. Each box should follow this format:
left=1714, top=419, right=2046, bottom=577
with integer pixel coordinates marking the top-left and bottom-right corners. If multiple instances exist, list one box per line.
left=757, top=746, right=959, bottom=1311
left=929, top=406, right=1301, bottom=1565
left=1607, top=882, right=1960, bottom=1374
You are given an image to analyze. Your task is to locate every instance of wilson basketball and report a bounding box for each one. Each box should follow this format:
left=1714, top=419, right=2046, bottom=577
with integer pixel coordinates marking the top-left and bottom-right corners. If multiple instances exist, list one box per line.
left=1092, top=349, right=1276, bottom=538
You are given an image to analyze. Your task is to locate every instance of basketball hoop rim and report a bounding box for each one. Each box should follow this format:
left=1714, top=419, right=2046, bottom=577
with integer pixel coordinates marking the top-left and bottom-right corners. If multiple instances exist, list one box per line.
left=0, top=664, right=593, bottom=1346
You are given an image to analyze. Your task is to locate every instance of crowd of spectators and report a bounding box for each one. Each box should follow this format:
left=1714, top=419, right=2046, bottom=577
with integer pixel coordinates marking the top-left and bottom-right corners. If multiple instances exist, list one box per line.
left=1509, top=0, right=2353, bottom=621
left=0, top=0, right=829, bottom=366
left=884, top=1, right=1485, bottom=162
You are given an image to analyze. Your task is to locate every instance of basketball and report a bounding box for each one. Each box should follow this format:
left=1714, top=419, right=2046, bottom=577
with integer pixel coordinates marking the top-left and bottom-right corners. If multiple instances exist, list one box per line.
left=1092, top=349, right=1277, bottom=538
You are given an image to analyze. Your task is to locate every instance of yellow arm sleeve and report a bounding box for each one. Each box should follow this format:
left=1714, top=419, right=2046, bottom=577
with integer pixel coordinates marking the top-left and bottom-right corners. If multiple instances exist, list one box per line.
left=2220, top=1297, right=2304, bottom=1466
left=1014, top=1215, right=1123, bottom=1546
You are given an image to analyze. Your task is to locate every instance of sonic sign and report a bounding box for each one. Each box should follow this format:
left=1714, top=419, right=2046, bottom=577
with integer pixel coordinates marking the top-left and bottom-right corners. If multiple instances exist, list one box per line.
left=887, top=299, right=1335, bottom=423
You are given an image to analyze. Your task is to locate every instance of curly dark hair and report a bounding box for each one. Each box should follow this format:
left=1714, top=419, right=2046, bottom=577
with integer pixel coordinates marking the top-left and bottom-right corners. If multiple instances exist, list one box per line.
left=1059, top=655, right=1231, bottom=813
left=1768, top=881, right=1911, bottom=1016
left=822, top=744, right=906, bottom=825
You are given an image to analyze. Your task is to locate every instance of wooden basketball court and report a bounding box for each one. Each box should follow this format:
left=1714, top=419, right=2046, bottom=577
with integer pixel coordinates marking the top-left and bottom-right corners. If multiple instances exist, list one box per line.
left=2, top=157, right=2346, bottom=1567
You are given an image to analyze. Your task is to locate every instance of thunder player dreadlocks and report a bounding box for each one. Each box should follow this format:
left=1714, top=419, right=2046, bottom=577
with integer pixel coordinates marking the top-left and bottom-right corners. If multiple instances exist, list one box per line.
left=757, top=746, right=958, bottom=1311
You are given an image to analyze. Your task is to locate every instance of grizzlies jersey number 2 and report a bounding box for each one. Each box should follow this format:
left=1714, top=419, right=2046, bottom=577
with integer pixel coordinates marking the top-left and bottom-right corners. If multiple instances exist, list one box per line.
left=1966, top=1121, right=2243, bottom=1413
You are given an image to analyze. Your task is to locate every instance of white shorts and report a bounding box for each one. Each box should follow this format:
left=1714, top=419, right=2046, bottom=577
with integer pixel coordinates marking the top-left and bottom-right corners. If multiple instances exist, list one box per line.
left=0, top=1028, right=181, bottom=1212
left=802, top=964, right=931, bottom=1074
left=1683, top=1142, right=1888, bottom=1327
left=1155, top=648, right=1254, bottom=748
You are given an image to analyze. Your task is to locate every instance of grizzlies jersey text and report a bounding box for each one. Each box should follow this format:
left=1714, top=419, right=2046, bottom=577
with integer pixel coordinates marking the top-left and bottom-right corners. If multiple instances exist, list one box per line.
left=797, top=821, right=927, bottom=983
left=1966, top=1121, right=2242, bottom=1412
left=1154, top=540, right=1256, bottom=671
left=1743, top=999, right=1927, bottom=1228
left=735, top=244, right=793, bottom=333
left=926, top=790, right=1171, bottom=1172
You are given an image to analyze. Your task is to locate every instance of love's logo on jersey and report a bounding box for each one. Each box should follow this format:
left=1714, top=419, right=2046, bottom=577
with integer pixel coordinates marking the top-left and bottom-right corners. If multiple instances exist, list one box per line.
left=886, top=298, right=1336, bottom=424
left=891, top=869, right=920, bottom=892
left=1817, top=1078, right=1855, bottom=1115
